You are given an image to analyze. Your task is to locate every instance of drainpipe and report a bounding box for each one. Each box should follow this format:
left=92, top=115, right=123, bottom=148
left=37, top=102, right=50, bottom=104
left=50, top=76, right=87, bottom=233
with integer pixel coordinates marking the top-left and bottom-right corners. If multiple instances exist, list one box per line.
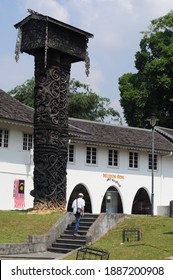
left=160, top=152, right=173, bottom=209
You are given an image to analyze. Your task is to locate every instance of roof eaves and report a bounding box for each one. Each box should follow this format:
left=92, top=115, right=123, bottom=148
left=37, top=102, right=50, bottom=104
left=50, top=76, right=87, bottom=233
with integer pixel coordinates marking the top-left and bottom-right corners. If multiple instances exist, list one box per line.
left=0, top=117, right=33, bottom=128
left=156, top=126, right=173, bottom=142
left=70, top=138, right=172, bottom=154
left=69, top=124, right=91, bottom=135
left=14, top=13, right=93, bottom=38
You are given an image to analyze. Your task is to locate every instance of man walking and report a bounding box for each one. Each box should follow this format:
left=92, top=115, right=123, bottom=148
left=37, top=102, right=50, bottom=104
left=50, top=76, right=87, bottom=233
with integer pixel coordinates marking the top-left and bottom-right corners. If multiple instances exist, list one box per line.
left=72, top=193, right=85, bottom=237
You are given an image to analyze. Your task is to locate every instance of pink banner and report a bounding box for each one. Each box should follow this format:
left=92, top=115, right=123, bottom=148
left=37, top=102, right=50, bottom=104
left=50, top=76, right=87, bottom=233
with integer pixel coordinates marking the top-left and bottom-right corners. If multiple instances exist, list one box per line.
left=13, top=179, right=25, bottom=208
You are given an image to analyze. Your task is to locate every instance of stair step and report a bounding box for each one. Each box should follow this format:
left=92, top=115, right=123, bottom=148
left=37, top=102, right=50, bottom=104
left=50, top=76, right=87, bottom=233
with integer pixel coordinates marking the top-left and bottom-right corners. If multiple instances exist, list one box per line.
left=80, top=222, right=94, bottom=226
left=67, top=225, right=90, bottom=231
left=47, top=214, right=99, bottom=255
left=69, top=224, right=93, bottom=230
left=55, top=240, right=86, bottom=248
left=60, top=234, right=86, bottom=240
left=56, top=238, right=86, bottom=245
left=64, top=230, right=87, bottom=236
left=82, top=215, right=99, bottom=218
left=71, top=220, right=94, bottom=225
left=52, top=242, right=83, bottom=250
left=48, top=247, right=73, bottom=254
left=83, top=214, right=99, bottom=217
left=81, top=214, right=98, bottom=218
left=80, top=218, right=98, bottom=223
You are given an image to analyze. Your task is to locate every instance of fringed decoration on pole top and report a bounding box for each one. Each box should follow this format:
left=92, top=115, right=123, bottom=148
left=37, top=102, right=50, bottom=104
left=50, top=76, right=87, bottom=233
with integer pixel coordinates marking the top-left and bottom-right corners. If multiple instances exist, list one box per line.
left=15, top=28, right=22, bottom=62
left=85, top=38, right=90, bottom=77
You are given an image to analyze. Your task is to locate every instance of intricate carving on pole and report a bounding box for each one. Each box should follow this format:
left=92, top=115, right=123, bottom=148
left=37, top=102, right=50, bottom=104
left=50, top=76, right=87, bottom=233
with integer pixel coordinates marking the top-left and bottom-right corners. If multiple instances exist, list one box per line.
left=33, top=52, right=70, bottom=210
left=14, top=12, right=93, bottom=211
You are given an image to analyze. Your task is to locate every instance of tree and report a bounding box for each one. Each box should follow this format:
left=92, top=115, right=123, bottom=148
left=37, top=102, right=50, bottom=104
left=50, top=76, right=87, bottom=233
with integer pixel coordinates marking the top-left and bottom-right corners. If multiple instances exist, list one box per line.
left=119, top=11, right=173, bottom=128
left=8, top=78, right=121, bottom=123
left=9, top=78, right=35, bottom=108
left=68, top=79, right=121, bottom=122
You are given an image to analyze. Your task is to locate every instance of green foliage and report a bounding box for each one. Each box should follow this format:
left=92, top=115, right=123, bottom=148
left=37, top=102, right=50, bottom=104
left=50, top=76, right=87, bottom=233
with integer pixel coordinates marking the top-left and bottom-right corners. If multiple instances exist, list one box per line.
left=69, top=79, right=121, bottom=123
left=9, top=78, right=35, bottom=108
left=8, top=78, right=121, bottom=124
left=119, top=10, right=173, bottom=128
left=119, top=73, right=148, bottom=127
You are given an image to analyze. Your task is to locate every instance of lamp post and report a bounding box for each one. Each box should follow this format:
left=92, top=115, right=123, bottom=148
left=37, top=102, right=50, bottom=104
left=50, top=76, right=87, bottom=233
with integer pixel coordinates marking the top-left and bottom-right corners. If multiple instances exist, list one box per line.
left=146, top=114, right=158, bottom=216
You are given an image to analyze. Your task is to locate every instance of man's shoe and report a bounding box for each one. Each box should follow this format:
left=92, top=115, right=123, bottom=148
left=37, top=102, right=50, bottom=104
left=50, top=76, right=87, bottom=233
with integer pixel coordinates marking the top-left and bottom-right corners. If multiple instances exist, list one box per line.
left=74, top=233, right=80, bottom=237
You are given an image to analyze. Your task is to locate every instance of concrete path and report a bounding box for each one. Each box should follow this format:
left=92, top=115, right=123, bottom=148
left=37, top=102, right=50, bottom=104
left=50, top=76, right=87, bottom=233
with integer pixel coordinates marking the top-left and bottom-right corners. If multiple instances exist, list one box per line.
left=0, top=251, right=66, bottom=260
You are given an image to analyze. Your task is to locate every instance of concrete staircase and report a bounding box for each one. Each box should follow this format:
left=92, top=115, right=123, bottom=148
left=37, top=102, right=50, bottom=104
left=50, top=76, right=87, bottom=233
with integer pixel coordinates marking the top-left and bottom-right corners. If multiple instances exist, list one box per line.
left=47, top=214, right=99, bottom=254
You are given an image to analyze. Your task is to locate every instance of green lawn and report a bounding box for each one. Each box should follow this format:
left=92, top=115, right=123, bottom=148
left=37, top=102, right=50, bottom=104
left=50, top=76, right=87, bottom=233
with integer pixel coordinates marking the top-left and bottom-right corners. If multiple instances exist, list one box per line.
left=64, top=215, right=173, bottom=260
left=0, top=210, right=62, bottom=243
left=1, top=212, right=173, bottom=259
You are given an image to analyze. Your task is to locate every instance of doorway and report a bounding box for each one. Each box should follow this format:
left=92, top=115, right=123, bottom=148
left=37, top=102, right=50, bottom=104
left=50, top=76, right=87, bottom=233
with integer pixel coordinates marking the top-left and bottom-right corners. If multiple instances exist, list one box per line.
left=67, top=184, right=92, bottom=213
left=106, top=190, right=118, bottom=213
left=132, top=187, right=151, bottom=214
left=101, top=186, right=123, bottom=213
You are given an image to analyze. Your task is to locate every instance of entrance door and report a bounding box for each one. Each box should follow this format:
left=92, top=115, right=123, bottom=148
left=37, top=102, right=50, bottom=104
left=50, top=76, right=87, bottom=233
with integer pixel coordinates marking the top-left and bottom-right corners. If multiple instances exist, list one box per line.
left=106, top=191, right=118, bottom=213
left=67, top=184, right=92, bottom=213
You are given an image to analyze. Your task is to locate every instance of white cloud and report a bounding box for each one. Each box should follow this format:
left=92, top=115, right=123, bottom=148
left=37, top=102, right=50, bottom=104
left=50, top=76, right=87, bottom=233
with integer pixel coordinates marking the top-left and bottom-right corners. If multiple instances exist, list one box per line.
left=71, top=60, right=104, bottom=95
left=68, top=0, right=138, bottom=51
left=117, top=0, right=134, bottom=12
left=2, top=0, right=173, bottom=119
left=144, top=0, right=173, bottom=15
left=68, top=0, right=173, bottom=52
left=1, top=0, right=70, bottom=92
left=1, top=54, right=34, bottom=92
left=17, top=0, right=70, bottom=22
left=86, top=67, right=104, bottom=94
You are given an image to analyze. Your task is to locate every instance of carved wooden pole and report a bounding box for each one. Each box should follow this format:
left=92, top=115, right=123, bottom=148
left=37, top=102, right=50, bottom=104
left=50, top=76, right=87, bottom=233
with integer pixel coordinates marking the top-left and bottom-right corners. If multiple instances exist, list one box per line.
left=15, top=12, right=93, bottom=211
left=33, top=51, right=71, bottom=210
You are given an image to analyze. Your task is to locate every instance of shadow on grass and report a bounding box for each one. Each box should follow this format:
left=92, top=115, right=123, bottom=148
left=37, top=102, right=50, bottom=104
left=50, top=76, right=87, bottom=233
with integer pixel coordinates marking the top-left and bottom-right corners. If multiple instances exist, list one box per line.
left=127, top=242, right=171, bottom=254
left=11, top=209, right=33, bottom=213
left=163, top=231, right=173, bottom=235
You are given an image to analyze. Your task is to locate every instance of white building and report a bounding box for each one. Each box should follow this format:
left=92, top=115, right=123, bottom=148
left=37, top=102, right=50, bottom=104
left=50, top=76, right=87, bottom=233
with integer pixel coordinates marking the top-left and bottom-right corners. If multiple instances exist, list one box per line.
left=1, top=89, right=173, bottom=215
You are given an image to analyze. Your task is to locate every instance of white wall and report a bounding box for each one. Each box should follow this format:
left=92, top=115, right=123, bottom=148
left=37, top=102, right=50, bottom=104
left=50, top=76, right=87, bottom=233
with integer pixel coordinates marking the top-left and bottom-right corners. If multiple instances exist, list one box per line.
left=67, top=144, right=173, bottom=215
left=1, top=123, right=173, bottom=213
left=0, top=123, right=34, bottom=210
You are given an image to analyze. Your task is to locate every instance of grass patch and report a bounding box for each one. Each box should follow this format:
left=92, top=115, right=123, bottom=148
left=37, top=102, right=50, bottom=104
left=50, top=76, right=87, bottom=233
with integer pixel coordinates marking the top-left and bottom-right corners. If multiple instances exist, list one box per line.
left=1, top=212, right=173, bottom=259
left=64, top=215, right=173, bottom=260
left=0, top=210, right=63, bottom=243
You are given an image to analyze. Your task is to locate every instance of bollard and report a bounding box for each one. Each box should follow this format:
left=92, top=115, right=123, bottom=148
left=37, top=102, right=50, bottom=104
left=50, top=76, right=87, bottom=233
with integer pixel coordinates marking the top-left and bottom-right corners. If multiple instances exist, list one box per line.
left=170, top=200, right=173, bottom=217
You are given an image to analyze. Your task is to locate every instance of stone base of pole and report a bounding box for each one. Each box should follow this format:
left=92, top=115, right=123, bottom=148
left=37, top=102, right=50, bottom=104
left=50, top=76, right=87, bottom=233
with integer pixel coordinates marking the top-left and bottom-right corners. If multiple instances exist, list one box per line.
left=33, top=200, right=66, bottom=212
left=30, top=190, right=66, bottom=212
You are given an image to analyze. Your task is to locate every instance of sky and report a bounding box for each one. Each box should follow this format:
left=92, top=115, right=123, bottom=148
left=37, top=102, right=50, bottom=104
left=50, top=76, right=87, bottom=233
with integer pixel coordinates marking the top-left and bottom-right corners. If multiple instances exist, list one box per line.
left=1, top=0, right=173, bottom=123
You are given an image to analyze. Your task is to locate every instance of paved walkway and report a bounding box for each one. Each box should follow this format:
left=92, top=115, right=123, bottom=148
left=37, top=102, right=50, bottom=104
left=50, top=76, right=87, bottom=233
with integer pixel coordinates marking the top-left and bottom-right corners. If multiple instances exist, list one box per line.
left=0, top=251, right=66, bottom=260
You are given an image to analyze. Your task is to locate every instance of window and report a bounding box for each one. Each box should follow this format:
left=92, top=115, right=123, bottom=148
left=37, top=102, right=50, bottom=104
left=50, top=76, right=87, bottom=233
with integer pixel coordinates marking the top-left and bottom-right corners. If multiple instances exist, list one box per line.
left=129, top=152, right=138, bottom=168
left=86, top=147, right=97, bottom=164
left=148, top=154, right=158, bottom=170
left=68, top=144, right=74, bottom=163
left=0, top=129, right=9, bottom=148
left=108, top=149, right=118, bottom=167
left=23, top=133, right=33, bottom=150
